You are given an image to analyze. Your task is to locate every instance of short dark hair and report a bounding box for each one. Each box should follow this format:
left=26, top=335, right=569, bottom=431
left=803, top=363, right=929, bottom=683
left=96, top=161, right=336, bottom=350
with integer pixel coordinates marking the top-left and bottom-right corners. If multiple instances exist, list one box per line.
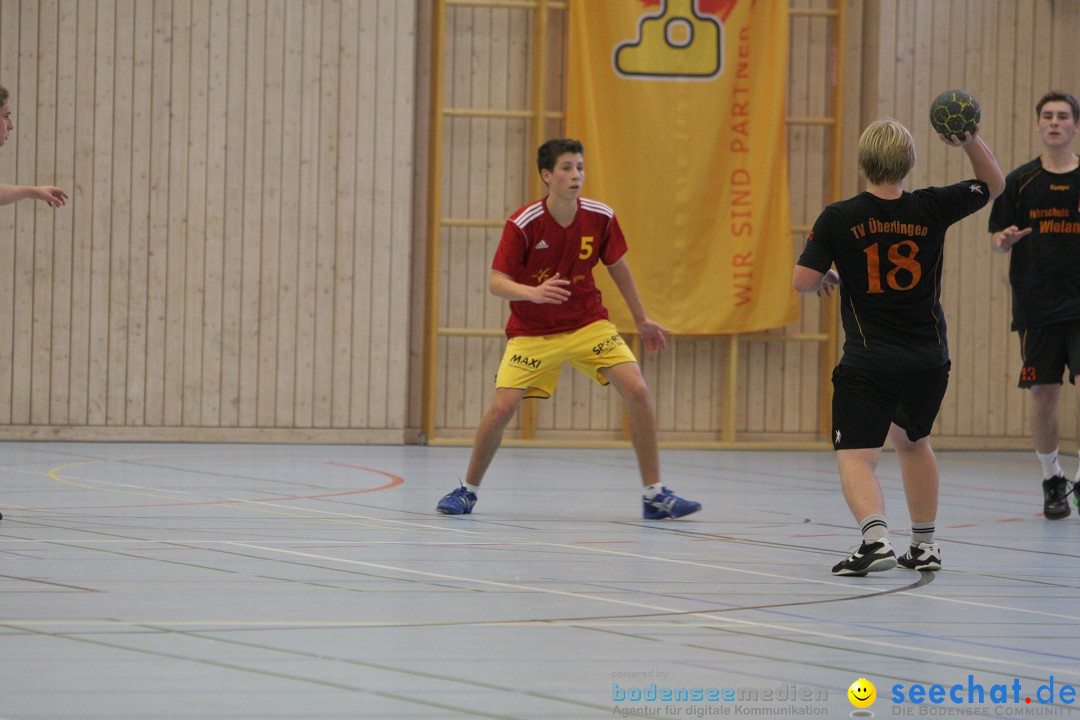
left=1036, top=91, right=1080, bottom=121
left=0, top=85, right=8, bottom=107
left=537, top=138, right=584, bottom=175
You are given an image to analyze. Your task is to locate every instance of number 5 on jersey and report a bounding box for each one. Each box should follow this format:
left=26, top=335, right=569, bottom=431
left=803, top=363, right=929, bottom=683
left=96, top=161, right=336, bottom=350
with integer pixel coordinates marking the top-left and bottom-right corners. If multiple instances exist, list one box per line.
left=579, top=236, right=594, bottom=260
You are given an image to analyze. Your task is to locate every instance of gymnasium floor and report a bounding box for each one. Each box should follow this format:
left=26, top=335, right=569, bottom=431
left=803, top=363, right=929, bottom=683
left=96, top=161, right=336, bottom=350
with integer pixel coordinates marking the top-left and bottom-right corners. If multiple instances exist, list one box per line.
left=1, top=442, right=1078, bottom=719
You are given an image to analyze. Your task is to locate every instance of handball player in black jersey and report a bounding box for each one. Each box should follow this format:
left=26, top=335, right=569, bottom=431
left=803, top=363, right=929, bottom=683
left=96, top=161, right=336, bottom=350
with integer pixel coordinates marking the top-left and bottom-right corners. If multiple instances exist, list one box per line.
left=794, top=119, right=1004, bottom=576
left=988, top=91, right=1080, bottom=520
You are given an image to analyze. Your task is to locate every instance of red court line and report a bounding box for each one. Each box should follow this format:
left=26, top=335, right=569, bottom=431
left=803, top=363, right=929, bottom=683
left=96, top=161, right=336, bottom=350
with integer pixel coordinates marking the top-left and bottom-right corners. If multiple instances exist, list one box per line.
left=690, top=536, right=749, bottom=542
left=125, top=547, right=218, bottom=551
left=948, top=480, right=1046, bottom=497
left=18, top=462, right=404, bottom=511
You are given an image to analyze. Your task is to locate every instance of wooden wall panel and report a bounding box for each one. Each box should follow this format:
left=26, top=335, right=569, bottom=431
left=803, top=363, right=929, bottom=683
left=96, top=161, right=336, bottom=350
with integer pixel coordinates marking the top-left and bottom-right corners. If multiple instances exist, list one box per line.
left=51, top=0, right=76, bottom=426
left=0, top=0, right=417, bottom=442
left=31, top=0, right=56, bottom=426
left=219, top=0, right=245, bottom=428
left=9, top=0, right=34, bottom=425
left=145, top=0, right=170, bottom=428
left=421, top=0, right=1080, bottom=450
left=349, top=0, right=373, bottom=427
left=0, top=2, right=14, bottom=423
left=1, top=0, right=1076, bottom=448
left=861, top=0, right=1078, bottom=448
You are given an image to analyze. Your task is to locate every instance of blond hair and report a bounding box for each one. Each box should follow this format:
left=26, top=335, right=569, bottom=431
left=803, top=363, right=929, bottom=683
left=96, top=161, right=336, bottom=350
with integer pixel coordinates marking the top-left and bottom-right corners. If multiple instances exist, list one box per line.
left=858, top=119, right=915, bottom=185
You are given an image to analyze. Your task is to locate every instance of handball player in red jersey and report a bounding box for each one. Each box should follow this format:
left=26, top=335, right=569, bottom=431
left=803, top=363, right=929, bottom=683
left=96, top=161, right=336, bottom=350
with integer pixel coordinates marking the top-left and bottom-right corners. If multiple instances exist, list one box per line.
left=436, top=139, right=701, bottom=520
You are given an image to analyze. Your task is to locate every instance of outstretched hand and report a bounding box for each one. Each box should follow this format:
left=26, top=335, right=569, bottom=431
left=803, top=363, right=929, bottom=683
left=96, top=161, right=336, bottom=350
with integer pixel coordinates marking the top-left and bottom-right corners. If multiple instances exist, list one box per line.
left=818, top=268, right=840, bottom=298
left=35, top=186, right=67, bottom=207
left=529, top=272, right=571, bottom=304
left=994, top=225, right=1032, bottom=253
left=635, top=317, right=670, bottom=353
left=937, top=125, right=978, bottom=147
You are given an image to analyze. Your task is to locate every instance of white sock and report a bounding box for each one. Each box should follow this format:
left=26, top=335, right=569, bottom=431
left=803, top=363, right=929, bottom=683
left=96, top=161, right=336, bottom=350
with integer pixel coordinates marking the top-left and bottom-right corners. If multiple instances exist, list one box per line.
left=643, top=483, right=664, bottom=499
left=910, top=521, right=935, bottom=546
left=1037, top=449, right=1063, bottom=480
left=465, top=483, right=480, bottom=495
left=859, top=514, right=889, bottom=542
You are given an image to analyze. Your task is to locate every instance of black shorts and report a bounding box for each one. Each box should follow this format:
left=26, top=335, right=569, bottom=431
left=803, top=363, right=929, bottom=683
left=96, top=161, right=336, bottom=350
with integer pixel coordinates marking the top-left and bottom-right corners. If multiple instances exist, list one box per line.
left=831, top=362, right=950, bottom=450
left=1017, top=320, right=1080, bottom=387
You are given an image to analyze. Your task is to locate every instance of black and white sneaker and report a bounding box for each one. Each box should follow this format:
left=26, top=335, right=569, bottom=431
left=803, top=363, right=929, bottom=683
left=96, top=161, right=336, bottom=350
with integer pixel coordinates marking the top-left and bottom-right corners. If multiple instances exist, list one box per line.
left=897, top=541, right=942, bottom=571
left=831, top=538, right=897, bottom=576
left=1042, top=476, right=1072, bottom=520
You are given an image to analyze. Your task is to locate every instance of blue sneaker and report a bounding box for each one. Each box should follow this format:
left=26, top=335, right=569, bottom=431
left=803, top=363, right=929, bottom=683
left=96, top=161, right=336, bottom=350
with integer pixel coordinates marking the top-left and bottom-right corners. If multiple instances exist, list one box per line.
left=642, top=487, right=701, bottom=519
left=436, top=486, right=477, bottom=515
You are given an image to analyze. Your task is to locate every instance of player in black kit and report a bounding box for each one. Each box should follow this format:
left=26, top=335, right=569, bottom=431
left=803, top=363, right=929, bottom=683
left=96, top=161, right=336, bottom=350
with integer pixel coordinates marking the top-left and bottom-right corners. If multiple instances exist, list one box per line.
left=793, top=118, right=1004, bottom=576
left=988, top=91, right=1080, bottom=520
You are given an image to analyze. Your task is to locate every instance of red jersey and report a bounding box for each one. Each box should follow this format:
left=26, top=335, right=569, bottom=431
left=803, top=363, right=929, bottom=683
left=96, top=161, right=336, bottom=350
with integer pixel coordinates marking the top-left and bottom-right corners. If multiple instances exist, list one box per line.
left=492, top=197, right=628, bottom=337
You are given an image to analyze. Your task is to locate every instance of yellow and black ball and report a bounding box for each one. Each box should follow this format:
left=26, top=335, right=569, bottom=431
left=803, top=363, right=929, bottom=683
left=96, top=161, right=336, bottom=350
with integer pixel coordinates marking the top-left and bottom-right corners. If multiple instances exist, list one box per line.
left=930, top=89, right=980, bottom=138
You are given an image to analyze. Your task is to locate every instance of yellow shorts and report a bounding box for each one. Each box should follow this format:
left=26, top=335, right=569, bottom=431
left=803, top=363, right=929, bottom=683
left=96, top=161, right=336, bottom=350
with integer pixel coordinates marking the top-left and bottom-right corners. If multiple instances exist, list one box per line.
left=495, top=319, right=638, bottom=399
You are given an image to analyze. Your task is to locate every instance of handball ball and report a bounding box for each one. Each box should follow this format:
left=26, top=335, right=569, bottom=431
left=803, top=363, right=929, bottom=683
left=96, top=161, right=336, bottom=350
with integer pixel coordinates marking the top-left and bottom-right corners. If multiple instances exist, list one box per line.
left=930, top=89, right=980, bottom=137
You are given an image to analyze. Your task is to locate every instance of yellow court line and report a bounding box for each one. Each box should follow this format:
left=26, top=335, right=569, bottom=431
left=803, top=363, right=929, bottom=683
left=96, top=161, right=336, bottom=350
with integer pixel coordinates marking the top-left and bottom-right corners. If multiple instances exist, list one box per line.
left=42, top=461, right=316, bottom=519
left=40, top=459, right=480, bottom=535
left=48, top=460, right=197, bottom=498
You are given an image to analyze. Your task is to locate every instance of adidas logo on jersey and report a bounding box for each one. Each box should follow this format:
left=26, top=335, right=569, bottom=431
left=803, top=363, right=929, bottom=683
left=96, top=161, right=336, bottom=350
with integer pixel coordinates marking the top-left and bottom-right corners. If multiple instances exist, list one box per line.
left=535, top=240, right=549, bottom=249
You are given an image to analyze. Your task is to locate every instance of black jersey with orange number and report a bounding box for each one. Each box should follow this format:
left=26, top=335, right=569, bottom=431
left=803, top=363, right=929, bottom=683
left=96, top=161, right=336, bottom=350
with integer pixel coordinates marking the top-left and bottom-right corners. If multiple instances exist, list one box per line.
left=798, top=181, right=990, bottom=370
left=988, top=158, right=1080, bottom=331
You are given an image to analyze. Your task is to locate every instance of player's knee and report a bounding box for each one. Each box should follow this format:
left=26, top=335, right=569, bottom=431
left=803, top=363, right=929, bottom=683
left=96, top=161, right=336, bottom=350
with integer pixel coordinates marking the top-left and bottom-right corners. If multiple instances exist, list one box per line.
left=1031, top=389, right=1059, bottom=416
left=488, top=396, right=524, bottom=423
left=620, top=379, right=652, bottom=407
left=896, top=434, right=930, bottom=453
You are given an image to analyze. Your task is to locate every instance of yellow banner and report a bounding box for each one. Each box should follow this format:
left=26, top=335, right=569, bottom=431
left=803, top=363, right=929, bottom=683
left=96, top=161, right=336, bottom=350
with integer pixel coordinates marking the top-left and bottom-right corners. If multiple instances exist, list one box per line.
left=567, top=0, right=796, bottom=334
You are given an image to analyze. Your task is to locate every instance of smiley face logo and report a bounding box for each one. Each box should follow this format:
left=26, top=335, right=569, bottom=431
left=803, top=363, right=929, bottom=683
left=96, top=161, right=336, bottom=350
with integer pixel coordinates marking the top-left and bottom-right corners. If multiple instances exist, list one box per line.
left=848, top=678, right=876, bottom=708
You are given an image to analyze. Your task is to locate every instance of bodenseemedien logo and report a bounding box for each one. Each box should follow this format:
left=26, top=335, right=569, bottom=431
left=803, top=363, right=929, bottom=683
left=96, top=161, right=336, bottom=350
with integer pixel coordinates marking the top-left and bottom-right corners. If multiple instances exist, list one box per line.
left=610, top=679, right=829, bottom=716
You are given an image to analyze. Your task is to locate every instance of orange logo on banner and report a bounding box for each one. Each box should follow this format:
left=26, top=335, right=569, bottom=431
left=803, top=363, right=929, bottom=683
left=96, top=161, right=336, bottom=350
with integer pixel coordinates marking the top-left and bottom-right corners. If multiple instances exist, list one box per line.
left=615, top=0, right=722, bottom=78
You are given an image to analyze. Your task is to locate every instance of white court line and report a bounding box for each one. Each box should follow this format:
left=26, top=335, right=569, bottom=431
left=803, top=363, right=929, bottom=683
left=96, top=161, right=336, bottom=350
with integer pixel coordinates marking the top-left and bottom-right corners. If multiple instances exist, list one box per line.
left=0, top=619, right=871, bottom=629
left=31, top=461, right=1080, bottom=624
left=16, top=524, right=1079, bottom=624
left=203, top=501, right=487, bottom=534
left=534, top=541, right=1080, bottom=623
left=225, top=541, right=1080, bottom=677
